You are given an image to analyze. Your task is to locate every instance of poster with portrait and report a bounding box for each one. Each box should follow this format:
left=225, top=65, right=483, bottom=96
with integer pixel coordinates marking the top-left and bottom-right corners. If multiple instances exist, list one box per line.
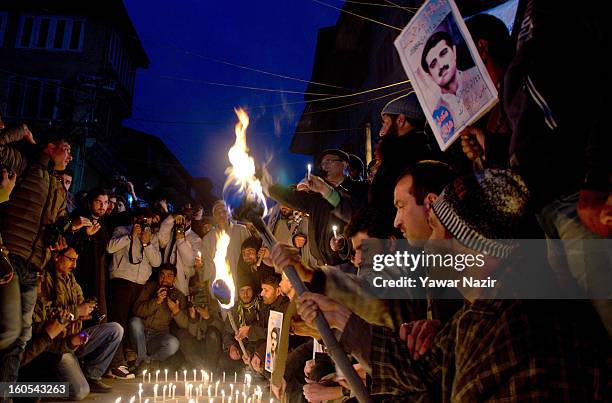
left=394, top=0, right=498, bottom=151
left=265, top=310, right=284, bottom=373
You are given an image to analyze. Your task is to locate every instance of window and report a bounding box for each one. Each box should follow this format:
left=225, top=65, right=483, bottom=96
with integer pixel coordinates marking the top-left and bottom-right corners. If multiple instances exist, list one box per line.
left=6, top=76, right=62, bottom=120
left=0, top=12, right=8, bottom=46
left=16, top=15, right=85, bottom=51
left=107, top=31, right=135, bottom=93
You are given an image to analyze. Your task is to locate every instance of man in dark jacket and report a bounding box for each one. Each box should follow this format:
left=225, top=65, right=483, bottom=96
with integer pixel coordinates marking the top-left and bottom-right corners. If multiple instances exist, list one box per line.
left=269, top=149, right=367, bottom=267
left=223, top=273, right=261, bottom=366
left=0, top=128, right=88, bottom=385
left=69, top=188, right=111, bottom=319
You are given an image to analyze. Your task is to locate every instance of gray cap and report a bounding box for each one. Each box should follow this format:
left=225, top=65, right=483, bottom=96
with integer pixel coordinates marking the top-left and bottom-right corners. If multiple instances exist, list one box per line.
left=381, top=92, right=425, bottom=125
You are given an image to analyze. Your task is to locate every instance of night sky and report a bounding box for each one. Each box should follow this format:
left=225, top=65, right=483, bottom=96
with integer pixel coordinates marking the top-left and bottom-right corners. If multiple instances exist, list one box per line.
left=122, top=0, right=341, bottom=198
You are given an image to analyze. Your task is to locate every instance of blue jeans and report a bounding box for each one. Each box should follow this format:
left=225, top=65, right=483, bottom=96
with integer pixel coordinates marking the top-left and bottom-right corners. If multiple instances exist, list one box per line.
left=0, top=255, right=38, bottom=384
left=127, top=317, right=179, bottom=366
left=56, top=322, right=123, bottom=400
left=537, top=192, right=612, bottom=337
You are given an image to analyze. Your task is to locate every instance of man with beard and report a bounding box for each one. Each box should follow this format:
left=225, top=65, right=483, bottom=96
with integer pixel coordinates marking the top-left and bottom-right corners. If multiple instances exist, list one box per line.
left=222, top=274, right=261, bottom=366
left=69, top=188, right=110, bottom=321
left=238, top=236, right=274, bottom=294
left=421, top=31, right=490, bottom=138
left=269, top=149, right=367, bottom=267
left=368, top=93, right=437, bottom=237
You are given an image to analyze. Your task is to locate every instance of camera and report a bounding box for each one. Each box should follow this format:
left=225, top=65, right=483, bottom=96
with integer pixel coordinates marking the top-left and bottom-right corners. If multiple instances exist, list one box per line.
left=188, top=287, right=210, bottom=308
left=44, top=216, right=72, bottom=247
left=160, top=286, right=180, bottom=302
left=86, top=298, right=106, bottom=324
left=174, top=215, right=186, bottom=234
left=137, top=217, right=152, bottom=233
left=49, top=307, right=75, bottom=324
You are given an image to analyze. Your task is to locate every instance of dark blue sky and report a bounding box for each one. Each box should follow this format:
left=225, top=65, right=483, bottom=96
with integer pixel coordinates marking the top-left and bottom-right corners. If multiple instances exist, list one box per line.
left=123, top=0, right=341, bottom=197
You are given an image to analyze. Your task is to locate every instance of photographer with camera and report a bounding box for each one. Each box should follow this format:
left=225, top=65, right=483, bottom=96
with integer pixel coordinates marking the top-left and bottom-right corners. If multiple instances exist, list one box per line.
left=129, top=263, right=188, bottom=372
left=106, top=207, right=162, bottom=379
left=20, top=247, right=123, bottom=398
left=0, top=127, right=80, bottom=385
left=173, top=277, right=223, bottom=370
left=158, top=207, right=203, bottom=295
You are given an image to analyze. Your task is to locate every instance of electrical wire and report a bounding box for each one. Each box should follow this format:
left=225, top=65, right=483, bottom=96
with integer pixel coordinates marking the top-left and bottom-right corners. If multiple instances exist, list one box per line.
left=303, top=88, right=412, bottom=115
left=158, top=75, right=339, bottom=97
left=309, top=0, right=403, bottom=31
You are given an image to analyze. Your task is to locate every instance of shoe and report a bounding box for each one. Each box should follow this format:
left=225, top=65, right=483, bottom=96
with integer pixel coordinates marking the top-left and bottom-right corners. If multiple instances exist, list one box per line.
left=106, top=365, right=135, bottom=379
left=87, top=378, right=113, bottom=393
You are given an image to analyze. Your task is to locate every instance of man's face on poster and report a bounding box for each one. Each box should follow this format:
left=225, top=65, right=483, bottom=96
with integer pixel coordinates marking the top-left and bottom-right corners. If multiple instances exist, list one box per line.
left=425, top=40, right=457, bottom=89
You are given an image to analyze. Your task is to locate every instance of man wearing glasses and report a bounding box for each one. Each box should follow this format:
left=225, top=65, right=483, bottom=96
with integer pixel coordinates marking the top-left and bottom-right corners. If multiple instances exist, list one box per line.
left=269, top=149, right=368, bottom=267
left=20, top=247, right=123, bottom=398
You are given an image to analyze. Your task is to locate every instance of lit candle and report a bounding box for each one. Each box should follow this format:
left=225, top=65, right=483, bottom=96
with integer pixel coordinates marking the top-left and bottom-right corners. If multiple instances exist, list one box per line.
left=332, top=225, right=338, bottom=239
left=230, top=384, right=234, bottom=396
left=234, top=372, right=237, bottom=383
left=215, top=380, right=220, bottom=397
left=235, top=391, right=239, bottom=402
left=163, top=385, right=167, bottom=401
left=139, top=389, right=143, bottom=403
left=242, top=392, right=246, bottom=403
left=307, top=164, right=312, bottom=180
left=207, top=385, right=211, bottom=397
left=156, top=369, right=160, bottom=383
left=197, top=251, right=202, bottom=259
left=222, top=390, right=226, bottom=403
left=184, top=370, right=187, bottom=383
left=172, top=384, right=176, bottom=399
left=210, top=372, right=213, bottom=384
left=201, top=369, right=205, bottom=382
left=193, top=369, right=197, bottom=382
left=142, top=370, right=147, bottom=383
left=144, top=400, right=149, bottom=403
left=175, top=371, right=178, bottom=382
left=223, top=371, right=226, bottom=383
left=165, top=369, right=168, bottom=383
left=148, top=373, right=151, bottom=383
left=130, top=396, right=136, bottom=403
left=154, top=384, right=158, bottom=401
left=115, top=398, right=122, bottom=403
left=229, top=397, right=233, bottom=403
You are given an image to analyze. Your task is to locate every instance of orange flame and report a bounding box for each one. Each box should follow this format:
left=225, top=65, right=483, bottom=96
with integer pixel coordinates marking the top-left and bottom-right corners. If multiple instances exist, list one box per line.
left=224, top=108, right=268, bottom=217
left=213, top=231, right=234, bottom=309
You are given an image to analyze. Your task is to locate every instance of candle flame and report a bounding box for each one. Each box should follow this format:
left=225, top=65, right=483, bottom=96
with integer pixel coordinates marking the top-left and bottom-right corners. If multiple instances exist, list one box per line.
left=224, top=108, right=268, bottom=217
left=213, top=231, right=235, bottom=309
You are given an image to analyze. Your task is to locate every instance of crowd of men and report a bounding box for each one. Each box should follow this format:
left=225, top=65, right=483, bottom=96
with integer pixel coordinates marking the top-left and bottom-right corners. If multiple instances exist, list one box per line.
left=0, top=5, right=611, bottom=403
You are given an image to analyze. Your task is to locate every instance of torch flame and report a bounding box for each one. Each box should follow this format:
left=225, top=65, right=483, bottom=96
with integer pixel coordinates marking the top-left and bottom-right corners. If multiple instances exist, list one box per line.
left=224, top=108, right=268, bottom=217
left=213, top=231, right=235, bottom=309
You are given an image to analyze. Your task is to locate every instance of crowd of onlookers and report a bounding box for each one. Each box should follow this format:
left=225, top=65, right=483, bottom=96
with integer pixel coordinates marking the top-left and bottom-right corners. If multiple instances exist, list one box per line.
left=0, top=5, right=611, bottom=403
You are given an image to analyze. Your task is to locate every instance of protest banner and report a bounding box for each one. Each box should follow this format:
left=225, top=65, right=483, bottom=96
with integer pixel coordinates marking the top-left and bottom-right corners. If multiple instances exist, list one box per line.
left=394, top=0, right=498, bottom=150
left=265, top=310, right=283, bottom=373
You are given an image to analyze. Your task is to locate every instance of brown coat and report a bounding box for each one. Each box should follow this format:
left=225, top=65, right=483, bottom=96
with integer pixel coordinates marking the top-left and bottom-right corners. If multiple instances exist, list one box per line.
left=0, top=127, right=67, bottom=270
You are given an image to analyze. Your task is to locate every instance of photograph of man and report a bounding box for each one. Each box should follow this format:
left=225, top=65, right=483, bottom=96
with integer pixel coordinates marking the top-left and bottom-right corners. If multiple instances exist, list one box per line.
left=421, top=26, right=491, bottom=141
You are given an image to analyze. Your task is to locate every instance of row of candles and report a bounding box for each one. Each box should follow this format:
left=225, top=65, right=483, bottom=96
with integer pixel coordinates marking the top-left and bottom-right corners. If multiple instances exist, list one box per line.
left=142, top=370, right=244, bottom=385
left=132, top=373, right=268, bottom=403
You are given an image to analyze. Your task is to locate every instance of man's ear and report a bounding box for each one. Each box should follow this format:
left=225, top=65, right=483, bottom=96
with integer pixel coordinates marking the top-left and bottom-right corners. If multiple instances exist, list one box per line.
left=43, top=142, right=56, bottom=155
left=424, top=193, right=438, bottom=214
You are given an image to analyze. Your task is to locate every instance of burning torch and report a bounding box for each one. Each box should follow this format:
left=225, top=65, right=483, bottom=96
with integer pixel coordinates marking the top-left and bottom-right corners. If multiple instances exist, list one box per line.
left=210, top=231, right=248, bottom=358
left=214, top=108, right=372, bottom=403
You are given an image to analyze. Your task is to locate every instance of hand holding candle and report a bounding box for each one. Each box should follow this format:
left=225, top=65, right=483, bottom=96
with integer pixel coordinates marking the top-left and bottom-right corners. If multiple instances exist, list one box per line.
left=332, top=225, right=338, bottom=239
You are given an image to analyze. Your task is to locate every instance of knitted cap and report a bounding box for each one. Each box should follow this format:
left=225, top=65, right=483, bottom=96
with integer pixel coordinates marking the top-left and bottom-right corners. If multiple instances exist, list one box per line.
left=431, top=169, right=530, bottom=258
left=381, top=92, right=425, bottom=125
